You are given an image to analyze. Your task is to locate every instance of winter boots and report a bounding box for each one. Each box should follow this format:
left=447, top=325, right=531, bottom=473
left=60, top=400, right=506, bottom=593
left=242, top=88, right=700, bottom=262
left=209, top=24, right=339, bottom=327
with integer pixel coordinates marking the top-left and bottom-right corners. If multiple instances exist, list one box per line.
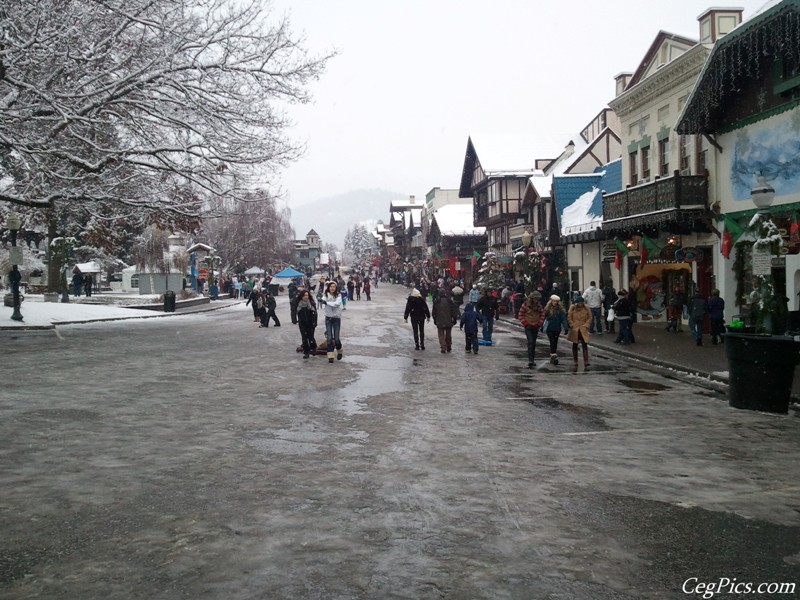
left=583, top=347, right=590, bottom=367
left=327, top=351, right=335, bottom=364
left=549, top=353, right=559, bottom=365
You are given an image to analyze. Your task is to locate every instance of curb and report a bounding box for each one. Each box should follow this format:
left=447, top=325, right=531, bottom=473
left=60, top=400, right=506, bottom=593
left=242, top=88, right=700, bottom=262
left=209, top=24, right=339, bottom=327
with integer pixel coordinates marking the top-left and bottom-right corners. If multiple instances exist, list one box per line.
left=0, top=300, right=241, bottom=331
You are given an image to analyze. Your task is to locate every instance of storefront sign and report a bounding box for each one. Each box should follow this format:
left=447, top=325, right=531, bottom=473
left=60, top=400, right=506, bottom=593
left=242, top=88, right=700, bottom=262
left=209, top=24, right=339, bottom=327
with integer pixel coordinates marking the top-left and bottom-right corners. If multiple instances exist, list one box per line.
left=198, top=267, right=209, bottom=280
left=752, top=246, right=772, bottom=275
left=674, top=247, right=704, bottom=263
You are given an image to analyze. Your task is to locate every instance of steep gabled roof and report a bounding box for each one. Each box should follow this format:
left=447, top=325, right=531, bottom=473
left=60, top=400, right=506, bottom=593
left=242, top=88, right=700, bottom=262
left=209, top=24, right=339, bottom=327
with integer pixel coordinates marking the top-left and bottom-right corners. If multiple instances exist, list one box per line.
left=626, top=31, right=698, bottom=89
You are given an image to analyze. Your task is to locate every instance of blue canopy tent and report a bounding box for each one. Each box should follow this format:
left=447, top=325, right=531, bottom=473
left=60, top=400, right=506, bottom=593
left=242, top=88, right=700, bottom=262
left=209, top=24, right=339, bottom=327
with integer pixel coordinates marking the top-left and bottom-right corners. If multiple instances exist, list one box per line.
left=269, top=267, right=305, bottom=295
left=273, top=267, right=305, bottom=278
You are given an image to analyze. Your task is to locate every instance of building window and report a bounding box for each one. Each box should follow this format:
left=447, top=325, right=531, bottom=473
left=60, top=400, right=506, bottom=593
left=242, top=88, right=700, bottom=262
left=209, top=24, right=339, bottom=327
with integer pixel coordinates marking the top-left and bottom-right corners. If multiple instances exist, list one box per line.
left=695, top=135, right=707, bottom=174
left=658, top=138, right=669, bottom=176
left=629, top=151, right=638, bottom=186
left=679, top=136, right=691, bottom=174
left=641, top=146, right=651, bottom=181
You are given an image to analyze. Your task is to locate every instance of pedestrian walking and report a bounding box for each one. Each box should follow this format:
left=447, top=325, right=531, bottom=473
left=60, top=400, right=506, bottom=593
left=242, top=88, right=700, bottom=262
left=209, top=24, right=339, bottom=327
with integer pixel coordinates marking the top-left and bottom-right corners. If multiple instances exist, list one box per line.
left=612, top=289, right=634, bottom=344
left=519, top=291, right=544, bottom=368
left=459, top=303, right=484, bottom=354
left=475, top=289, right=499, bottom=342
left=355, top=277, right=361, bottom=301
left=582, top=281, right=604, bottom=334
left=708, top=289, right=726, bottom=345
left=451, top=284, right=465, bottom=307
left=542, top=295, right=569, bottom=365
left=689, top=290, right=709, bottom=346
left=346, top=278, right=355, bottom=301
left=666, top=286, right=686, bottom=332
left=263, top=291, right=281, bottom=327
left=320, top=281, right=344, bottom=363
left=602, top=283, right=617, bottom=333
left=291, top=289, right=318, bottom=358
left=567, top=295, right=592, bottom=367
left=468, top=284, right=480, bottom=304
left=246, top=288, right=261, bottom=322
left=404, top=288, right=431, bottom=350
left=83, top=273, right=94, bottom=297
left=432, top=290, right=459, bottom=353
left=363, top=279, right=372, bottom=301
left=72, top=267, right=84, bottom=297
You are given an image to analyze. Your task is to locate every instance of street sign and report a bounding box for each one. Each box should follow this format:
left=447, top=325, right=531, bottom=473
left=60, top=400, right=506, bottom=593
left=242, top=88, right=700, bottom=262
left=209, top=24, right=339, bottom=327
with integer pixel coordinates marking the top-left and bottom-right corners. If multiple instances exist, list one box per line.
left=9, top=247, right=22, bottom=265
left=752, top=246, right=772, bottom=275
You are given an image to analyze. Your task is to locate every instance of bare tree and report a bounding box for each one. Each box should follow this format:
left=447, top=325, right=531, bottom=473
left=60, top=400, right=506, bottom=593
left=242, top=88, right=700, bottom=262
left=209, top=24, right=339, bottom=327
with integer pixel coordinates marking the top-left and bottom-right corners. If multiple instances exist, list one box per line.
left=0, top=0, right=333, bottom=218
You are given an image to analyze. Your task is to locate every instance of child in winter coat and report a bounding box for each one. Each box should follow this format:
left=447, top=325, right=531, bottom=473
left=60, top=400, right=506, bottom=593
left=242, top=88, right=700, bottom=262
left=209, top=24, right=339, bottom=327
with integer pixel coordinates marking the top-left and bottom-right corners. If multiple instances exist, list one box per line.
left=459, top=303, right=484, bottom=354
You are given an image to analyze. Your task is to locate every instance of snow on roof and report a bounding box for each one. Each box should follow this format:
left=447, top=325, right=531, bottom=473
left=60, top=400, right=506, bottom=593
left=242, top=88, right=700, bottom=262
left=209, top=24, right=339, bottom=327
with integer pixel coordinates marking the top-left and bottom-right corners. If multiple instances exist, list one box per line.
left=469, top=132, right=570, bottom=172
left=404, top=208, right=422, bottom=229
left=433, top=204, right=486, bottom=236
left=560, top=187, right=603, bottom=236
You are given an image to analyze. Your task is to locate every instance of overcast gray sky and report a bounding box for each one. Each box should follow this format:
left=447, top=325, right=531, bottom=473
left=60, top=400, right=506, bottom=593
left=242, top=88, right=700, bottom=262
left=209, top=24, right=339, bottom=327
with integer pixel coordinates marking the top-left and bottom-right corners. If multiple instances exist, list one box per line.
left=270, top=0, right=767, bottom=208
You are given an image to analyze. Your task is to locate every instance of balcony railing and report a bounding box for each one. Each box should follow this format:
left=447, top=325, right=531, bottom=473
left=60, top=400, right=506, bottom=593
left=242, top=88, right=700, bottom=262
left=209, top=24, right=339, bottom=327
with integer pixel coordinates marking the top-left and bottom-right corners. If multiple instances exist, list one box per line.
left=603, top=172, right=708, bottom=222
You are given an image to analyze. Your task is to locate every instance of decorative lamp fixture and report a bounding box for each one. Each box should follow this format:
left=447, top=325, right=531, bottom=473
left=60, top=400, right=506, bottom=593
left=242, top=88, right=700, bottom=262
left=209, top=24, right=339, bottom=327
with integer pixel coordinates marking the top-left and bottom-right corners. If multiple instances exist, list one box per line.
left=6, top=212, right=21, bottom=232
left=521, top=229, right=532, bottom=247
left=751, top=175, right=775, bottom=211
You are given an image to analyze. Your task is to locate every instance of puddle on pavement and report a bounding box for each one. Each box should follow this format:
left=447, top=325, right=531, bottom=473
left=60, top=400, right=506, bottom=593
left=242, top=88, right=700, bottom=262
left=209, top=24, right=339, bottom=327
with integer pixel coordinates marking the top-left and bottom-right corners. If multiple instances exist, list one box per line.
left=277, top=354, right=407, bottom=416
left=619, top=379, right=671, bottom=392
left=511, top=395, right=610, bottom=433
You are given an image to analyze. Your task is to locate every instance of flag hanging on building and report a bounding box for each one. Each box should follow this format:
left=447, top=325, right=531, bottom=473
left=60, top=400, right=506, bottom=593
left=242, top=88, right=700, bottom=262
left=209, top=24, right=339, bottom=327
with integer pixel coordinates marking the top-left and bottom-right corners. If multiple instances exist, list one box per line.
left=640, top=235, right=661, bottom=266
left=613, top=238, right=629, bottom=270
left=721, top=215, right=744, bottom=259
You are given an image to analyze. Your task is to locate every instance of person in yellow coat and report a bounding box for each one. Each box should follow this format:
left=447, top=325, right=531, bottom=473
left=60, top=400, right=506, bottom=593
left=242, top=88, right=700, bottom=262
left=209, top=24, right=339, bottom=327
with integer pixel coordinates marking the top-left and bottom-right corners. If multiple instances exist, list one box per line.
left=567, top=295, right=593, bottom=367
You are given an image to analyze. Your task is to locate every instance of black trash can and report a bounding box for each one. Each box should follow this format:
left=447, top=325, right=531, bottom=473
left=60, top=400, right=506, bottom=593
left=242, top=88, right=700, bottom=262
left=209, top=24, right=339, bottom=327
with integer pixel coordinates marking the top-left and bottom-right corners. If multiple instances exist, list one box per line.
left=726, top=332, right=800, bottom=414
left=164, top=290, right=176, bottom=313
left=269, top=283, right=280, bottom=296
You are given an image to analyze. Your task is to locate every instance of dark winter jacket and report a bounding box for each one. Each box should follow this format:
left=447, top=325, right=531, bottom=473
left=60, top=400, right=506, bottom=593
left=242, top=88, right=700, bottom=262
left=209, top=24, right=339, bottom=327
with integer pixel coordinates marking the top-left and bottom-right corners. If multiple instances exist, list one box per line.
left=459, top=303, right=483, bottom=334
left=542, top=305, right=569, bottom=333
left=602, top=286, right=617, bottom=309
left=432, top=296, right=459, bottom=328
left=476, top=294, right=499, bottom=319
left=708, top=296, right=725, bottom=321
left=612, top=296, right=632, bottom=319
left=291, top=294, right=317, bottom=325
left=295, top=299, right=317, bottom=327
left=265, top=294, right=276, bottom=311
left=689, top=294, right=709, bottom=319
left=404, top=295, right=430, bottom=321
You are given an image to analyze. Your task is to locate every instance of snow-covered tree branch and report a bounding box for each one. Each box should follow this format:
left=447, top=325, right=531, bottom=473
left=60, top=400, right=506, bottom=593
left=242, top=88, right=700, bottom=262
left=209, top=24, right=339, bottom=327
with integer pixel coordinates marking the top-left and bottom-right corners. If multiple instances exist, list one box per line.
left=0, top=0, right=333, bottom=217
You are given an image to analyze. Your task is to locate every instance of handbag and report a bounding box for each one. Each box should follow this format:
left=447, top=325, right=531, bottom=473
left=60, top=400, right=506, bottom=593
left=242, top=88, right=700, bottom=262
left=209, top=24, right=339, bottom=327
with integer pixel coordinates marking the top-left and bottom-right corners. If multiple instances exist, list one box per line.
left=606, top=307, right=615, bottom=322
left=542, top=318, right=550, bottom=331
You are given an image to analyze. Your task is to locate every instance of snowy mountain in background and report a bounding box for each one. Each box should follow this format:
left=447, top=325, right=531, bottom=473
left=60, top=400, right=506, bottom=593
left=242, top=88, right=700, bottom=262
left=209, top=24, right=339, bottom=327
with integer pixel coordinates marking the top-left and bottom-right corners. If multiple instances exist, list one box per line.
left=289, top=188, right=406, bottom=248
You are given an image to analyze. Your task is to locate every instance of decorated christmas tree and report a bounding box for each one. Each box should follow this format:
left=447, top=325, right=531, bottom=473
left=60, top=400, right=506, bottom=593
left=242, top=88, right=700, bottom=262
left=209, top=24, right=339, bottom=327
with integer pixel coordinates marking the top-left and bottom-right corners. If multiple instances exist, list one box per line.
left=474, top=251, right=506, bottom=291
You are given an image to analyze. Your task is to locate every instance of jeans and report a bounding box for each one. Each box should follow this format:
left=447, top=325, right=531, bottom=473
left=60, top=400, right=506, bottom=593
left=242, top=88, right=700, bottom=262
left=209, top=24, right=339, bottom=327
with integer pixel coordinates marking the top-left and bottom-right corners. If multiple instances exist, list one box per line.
left=299, top=322, right=316, bottom=355
left=465, top=331, right=478, bottom=352
left=482, top=315, right=494, bottom=341
left=546, top=330, right=561, bottom=354
left=410, top=317, right=426, bottom=347
left=616, top=318, right=632, bottom=344
left=437, top=326, right=453, bottom=351
left=689, top=315, right=705, bottom=343
left=325, top=317, right=342, bottom=350
left=590, top=307, right=602, bottom=333
left=524, top=325, right=539, bottom=363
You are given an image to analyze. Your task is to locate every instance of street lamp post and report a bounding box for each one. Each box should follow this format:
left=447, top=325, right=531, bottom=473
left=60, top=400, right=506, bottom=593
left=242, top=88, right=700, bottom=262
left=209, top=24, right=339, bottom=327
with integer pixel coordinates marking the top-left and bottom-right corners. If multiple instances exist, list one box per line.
left=6, top=213, right=24, bottom=321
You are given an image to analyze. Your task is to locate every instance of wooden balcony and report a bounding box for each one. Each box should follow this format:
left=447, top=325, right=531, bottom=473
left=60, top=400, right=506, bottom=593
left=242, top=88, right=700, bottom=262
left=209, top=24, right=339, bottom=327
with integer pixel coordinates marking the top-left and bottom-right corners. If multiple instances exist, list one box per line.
left=603, top=172, right=708, bottom=232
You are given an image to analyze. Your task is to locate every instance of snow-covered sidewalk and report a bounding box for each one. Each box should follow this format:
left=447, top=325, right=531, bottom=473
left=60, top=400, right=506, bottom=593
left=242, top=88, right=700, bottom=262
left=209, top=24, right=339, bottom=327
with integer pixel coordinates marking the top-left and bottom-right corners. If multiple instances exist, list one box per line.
left=0, top=299, right=162, bottom=328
